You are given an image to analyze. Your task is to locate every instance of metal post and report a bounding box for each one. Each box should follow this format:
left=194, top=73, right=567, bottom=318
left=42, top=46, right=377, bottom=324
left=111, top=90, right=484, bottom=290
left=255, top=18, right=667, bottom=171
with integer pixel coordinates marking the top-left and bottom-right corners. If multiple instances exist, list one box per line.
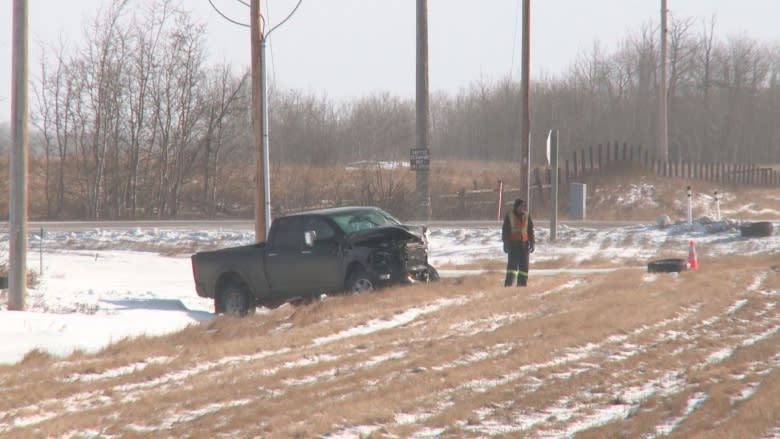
left=550, top=130, right=559, bottom=242
left=415, top=0, right=431, bottom=220
left=9, top=0, right=29, bottom=311
left=261, top=38, right=271, bottom=236
left=496, top=180, right=504, bottom=220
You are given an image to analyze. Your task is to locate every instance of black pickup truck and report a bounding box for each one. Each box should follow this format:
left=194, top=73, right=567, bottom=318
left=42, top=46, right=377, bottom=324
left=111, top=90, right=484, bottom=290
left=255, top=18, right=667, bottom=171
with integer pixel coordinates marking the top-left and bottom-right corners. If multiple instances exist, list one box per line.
left=191, top=206, right=438, bottom=315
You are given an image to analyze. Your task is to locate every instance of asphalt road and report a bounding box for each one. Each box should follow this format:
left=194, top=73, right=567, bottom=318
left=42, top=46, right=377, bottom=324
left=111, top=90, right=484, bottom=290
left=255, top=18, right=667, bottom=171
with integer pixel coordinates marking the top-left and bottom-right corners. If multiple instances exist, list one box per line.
left=1, top=219, right=646, bottom=233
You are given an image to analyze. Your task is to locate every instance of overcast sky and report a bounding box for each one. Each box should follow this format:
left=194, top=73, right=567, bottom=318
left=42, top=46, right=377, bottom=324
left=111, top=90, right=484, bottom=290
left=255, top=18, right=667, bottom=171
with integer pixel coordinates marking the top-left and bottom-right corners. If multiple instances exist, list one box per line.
left=2, top=0, right=780, bottom=123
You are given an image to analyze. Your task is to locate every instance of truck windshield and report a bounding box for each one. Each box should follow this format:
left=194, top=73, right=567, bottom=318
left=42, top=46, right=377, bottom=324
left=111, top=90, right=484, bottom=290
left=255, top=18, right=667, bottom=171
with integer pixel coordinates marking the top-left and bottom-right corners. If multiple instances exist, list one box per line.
left=327, top=209, right=403, bottom=234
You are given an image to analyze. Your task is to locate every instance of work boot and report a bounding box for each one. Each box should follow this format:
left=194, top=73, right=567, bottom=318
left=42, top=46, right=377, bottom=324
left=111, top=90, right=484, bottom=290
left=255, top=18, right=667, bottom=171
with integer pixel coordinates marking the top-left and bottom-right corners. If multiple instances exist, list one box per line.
left=504, top=274, right=515, bottom=287
left=517, top=277, right=527, bottom=287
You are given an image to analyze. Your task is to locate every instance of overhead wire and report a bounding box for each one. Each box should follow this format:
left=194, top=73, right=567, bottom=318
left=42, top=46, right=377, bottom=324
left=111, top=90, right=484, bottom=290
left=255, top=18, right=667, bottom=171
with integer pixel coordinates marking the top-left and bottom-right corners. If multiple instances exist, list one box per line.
left=264, top=0, right=303, bottom=91
left=205, top=0, right=303, bottom=85
left=206, top=0, right=249, bottom=27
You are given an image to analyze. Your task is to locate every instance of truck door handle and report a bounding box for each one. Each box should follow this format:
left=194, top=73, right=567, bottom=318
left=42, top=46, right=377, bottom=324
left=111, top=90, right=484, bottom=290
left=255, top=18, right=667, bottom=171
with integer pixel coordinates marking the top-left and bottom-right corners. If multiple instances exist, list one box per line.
left=301, top=250, right=312, bottom=255
left=268, top=252, right=277, bottom=257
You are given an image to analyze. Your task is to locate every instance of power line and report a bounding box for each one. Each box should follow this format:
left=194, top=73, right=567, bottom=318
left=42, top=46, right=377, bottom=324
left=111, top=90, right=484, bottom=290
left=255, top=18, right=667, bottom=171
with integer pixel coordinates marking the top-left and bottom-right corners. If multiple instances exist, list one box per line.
left=206, top=0, right=249, bottom=27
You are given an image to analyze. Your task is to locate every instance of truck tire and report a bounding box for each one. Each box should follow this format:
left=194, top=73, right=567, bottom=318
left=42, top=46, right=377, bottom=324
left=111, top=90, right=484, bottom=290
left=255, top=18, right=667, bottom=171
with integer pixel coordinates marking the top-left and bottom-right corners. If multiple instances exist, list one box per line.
left=346, top=270, right=374, bottom=294
left=740, top=221, right=774, bottom=238
left=427, top=264, right=440, bottom=282
left=220, top=284, right=255, bottom=317
left=647, top=258, right=687, bottom=273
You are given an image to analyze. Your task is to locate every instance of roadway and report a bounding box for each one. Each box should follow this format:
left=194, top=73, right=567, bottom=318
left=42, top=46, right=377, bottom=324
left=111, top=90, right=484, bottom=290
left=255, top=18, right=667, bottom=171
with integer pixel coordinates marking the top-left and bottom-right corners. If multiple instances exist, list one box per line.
left=2, top=219, right=646, bottom=233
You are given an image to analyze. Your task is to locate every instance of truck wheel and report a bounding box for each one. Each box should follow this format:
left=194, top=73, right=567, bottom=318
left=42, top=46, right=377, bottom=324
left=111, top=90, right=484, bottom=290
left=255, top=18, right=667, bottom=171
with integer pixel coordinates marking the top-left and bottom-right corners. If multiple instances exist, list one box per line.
left=220, top=284, right=255, bottom=317
left=427, top=264, right=440, bottom=282
left=346, top=270, right=374, bottom=294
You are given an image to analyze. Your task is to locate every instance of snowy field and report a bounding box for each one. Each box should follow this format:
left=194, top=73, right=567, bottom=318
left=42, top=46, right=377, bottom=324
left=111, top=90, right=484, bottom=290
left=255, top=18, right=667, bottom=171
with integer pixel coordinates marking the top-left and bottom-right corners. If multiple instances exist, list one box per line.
left=0, top=215, right=777, bottom=366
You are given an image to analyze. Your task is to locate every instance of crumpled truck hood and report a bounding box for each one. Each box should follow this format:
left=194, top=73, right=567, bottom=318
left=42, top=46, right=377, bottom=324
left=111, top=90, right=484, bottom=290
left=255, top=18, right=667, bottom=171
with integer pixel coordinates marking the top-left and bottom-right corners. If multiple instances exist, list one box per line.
left=346, top=226, right=423, bottom=245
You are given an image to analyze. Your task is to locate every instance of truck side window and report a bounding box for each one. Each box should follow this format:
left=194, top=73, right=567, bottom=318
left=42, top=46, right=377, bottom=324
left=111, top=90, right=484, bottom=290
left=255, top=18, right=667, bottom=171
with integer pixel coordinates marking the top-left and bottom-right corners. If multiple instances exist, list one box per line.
left=269, top=217, right=301, bottom=249
left=304, top=217, right=336, bottom=242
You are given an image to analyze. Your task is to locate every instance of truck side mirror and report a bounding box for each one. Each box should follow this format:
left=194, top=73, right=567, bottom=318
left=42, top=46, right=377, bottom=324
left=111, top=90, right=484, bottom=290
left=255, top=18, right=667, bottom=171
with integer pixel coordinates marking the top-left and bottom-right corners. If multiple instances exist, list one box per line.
left=304, top=230, right=317, bottom=247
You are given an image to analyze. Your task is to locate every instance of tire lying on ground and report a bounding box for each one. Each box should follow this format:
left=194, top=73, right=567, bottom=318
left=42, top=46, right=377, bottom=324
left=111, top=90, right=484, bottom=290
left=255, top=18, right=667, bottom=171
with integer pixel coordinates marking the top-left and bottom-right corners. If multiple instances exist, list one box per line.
left=647, top=258, right=688, bottom=273
left=739, top=221, right=774, bottom=238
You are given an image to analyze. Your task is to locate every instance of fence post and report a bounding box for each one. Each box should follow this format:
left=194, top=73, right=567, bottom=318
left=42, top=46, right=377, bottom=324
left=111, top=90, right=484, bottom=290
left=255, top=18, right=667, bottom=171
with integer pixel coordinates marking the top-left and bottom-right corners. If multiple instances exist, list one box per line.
left=606, top=142, right=611, bottom=165
left=581, top=148, right=586, bottom=174
left=589, top=145, right=594, bottom=173
left=598, top=144, right=603, bottom=173
left=573, top=150, right=578, bottom=177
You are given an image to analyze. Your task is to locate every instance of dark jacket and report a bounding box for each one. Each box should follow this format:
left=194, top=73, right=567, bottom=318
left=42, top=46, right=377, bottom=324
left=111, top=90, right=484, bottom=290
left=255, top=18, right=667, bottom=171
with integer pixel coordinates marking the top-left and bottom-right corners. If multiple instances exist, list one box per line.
left=502, top=206, right=535, bottom=248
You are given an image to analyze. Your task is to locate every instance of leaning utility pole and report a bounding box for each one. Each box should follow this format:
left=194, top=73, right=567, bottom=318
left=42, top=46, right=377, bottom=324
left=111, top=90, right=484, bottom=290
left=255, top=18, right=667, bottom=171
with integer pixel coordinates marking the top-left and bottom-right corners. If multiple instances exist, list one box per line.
left=520, top=0, right=531, bottom=204
left=414, top=0, right=431, bottom=220
left=250, top=0, right=268, bottom=241
left=9, top=0, right=29, bottom=310
left=659, top=0, right=669, bottom=162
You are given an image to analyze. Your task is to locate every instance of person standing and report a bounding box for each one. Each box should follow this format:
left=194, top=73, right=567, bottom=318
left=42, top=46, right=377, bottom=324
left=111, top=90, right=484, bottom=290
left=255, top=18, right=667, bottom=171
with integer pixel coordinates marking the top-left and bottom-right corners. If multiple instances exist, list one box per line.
left=502, top=198, right=535, bottom=287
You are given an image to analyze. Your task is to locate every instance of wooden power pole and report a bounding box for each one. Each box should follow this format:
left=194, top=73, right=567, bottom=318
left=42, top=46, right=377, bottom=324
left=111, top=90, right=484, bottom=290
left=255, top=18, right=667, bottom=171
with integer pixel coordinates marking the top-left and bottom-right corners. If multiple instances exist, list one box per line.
left=659, top=0, right=669, bottom=162
left=414, top=0, right=431, bottom=221
left=9, top=0, right=29, bottom=311
left=250, top=0, right=268, bottom=241
left=520, top=0, right=531, bottom=204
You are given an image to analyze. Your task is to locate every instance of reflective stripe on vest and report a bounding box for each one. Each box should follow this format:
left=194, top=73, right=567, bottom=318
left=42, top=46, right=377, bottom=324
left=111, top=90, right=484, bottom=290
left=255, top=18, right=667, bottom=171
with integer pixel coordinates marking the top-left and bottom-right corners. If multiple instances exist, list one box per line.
left=507, top=210, right=528, bottom=242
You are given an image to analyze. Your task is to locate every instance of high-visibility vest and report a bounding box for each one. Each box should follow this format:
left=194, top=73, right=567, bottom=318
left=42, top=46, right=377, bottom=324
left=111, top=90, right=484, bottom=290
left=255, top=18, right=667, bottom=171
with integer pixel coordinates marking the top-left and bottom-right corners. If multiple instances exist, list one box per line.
left=507, top=210, right=529, bottom=242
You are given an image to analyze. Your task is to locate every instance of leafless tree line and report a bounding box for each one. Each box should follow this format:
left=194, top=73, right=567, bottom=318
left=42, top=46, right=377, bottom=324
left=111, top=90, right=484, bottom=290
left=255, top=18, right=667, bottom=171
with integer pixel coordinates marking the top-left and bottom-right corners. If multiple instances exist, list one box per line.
left=17, top=2, right=780, bottom=219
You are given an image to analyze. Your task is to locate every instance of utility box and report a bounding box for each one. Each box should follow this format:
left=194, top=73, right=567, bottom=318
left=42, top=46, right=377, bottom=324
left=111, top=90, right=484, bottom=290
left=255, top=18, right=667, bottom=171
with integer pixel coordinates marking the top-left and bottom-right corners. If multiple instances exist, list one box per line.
left=569, top=183, right=587, bottom=220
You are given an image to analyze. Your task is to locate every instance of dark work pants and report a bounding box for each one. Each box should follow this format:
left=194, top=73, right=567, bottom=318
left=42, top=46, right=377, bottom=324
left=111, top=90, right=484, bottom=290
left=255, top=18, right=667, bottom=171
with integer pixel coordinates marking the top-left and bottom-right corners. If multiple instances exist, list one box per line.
left=505, top=243, right=529, bottom=287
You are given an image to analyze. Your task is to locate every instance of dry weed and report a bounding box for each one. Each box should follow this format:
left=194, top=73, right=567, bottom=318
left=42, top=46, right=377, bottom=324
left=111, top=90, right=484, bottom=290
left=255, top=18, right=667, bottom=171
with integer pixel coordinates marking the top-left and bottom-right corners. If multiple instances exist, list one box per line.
left=1, top=255, right=780, bottom=437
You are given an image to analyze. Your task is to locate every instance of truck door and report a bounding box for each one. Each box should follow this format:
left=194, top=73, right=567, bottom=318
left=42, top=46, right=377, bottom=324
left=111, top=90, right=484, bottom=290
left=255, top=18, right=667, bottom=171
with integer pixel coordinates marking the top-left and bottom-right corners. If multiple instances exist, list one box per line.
left=301, top=216, right=343, bottom=291
left=265, top=216, right=306, bottom=296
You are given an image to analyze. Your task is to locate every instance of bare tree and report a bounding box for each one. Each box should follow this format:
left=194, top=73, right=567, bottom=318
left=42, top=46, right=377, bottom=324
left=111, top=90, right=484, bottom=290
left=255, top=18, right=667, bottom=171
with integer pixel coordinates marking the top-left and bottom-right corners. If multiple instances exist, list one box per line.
left=199, top=67, right=249, bottom=217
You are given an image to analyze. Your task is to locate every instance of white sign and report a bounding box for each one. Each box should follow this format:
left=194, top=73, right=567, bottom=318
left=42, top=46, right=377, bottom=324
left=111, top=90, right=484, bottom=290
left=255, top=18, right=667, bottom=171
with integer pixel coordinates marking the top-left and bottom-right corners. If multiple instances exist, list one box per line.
left=546, top=130, right=552, bottom=166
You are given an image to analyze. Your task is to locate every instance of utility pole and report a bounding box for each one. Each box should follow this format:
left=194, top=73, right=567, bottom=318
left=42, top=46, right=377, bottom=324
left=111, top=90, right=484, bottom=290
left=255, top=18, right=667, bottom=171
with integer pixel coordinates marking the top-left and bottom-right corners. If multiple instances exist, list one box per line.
left=659, top=0, right=669, bottom=162
left=250, top=0, right=269, bottom=241
left=520, top=0, right=531, bottom=205
left=415, top=0, right=431, bottom=220
left=9, top=0, right=29, bottom=310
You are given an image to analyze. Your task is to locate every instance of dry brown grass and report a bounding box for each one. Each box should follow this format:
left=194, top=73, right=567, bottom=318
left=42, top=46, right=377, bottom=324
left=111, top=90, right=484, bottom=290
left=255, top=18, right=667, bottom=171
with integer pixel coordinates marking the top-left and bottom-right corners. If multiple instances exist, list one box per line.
left=4, top=156, right=779, bottom=222
left=1, top=254, right=779, bottom=437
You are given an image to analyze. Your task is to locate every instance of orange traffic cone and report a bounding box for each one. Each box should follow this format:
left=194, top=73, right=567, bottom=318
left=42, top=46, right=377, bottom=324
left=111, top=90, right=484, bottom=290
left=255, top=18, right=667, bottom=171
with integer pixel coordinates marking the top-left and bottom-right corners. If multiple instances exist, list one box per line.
left=687, top=240, right=698, bottom=270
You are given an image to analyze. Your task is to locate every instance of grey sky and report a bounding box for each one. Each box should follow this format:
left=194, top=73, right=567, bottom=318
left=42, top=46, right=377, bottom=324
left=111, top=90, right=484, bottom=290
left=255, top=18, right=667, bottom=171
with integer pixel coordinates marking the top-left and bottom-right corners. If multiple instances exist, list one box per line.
left=2, top=0, right=780, bottom=123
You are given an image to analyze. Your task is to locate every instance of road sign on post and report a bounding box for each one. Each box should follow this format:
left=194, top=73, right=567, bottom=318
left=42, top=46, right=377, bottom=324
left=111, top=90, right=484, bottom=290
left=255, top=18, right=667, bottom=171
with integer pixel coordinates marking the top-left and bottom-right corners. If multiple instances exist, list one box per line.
left=410, top=148, right=430, bottom=171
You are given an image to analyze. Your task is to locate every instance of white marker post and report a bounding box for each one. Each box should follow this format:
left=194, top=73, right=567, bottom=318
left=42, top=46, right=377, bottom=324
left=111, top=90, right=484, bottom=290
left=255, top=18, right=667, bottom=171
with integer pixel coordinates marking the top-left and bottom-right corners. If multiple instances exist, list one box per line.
left=686, top=186, right=693, bottom=227
left=713, top=191, right=721, bottom=221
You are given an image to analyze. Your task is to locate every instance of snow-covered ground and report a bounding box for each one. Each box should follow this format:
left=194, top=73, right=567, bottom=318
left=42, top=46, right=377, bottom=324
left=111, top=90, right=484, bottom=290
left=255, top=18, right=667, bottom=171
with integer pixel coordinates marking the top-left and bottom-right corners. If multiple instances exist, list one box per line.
left=0, top=214, right=777, bottom=366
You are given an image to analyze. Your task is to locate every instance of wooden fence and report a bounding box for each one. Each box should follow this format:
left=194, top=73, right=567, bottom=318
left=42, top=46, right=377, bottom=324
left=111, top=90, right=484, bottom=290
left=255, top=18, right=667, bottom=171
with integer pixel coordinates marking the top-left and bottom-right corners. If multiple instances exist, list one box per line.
left=433, top=141, right=780, bottom=219
left=564, top=142, right=780, bottom=186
